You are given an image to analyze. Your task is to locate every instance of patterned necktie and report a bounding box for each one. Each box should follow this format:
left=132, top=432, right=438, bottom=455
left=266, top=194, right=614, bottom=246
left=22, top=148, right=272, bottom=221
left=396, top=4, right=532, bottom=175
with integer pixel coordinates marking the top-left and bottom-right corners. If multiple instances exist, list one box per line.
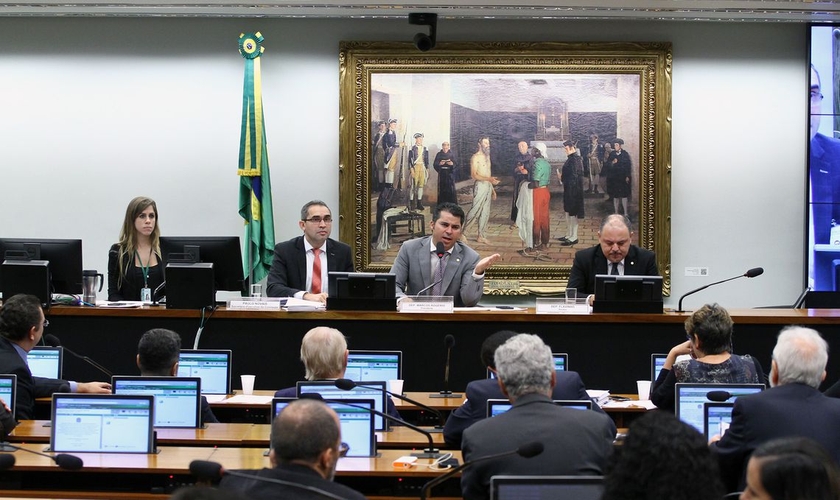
left=433, top=252, right=449, bottom=296
left=311, top=248, right=322, bottom=294
left=610, top=262, right=619, bottom=276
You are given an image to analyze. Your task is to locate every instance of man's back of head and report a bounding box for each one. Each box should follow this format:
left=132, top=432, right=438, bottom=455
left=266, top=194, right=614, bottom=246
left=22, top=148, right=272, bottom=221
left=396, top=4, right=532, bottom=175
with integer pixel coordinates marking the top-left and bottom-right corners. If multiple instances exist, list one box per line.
left=495, top=334, right=554, bottom=400
left=270, top=399, right=340, bottom=478
left=0, top=294, right=43, bottom=344
left=137, top=328, right=181, bottom=376
left=300, top=327, right=347, bottom=380
left=772, top=326, right=828, bottom=389
left=480, top=330, right=519, bottom=370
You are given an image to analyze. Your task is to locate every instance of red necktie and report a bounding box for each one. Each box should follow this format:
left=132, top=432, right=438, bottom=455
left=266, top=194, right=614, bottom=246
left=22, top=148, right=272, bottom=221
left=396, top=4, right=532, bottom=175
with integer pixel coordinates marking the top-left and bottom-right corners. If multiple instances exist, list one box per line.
left=311, top=248, right=322, bottom=294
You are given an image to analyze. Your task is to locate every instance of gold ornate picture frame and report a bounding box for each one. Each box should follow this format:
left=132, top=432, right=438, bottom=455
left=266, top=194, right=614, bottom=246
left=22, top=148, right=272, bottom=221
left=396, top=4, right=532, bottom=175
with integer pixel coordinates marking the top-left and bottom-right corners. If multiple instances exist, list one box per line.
left=339, top=41, right=672, bottom=296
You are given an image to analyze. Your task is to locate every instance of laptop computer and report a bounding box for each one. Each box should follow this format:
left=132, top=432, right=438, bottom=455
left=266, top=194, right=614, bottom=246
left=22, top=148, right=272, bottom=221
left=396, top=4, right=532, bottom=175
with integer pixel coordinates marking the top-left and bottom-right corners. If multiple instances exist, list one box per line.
left=346, top=350, right=402, bottom=382
left=704, top=401, right=735, bottom=440
left=50, top=393, right=155, bottom=453
left=490, top=475, right=604, bottom=500
left=0, top=374, right=17, bottom=420
left=296, top=380, right=388, bottom=431
left=488, top=353, right=568, bottom=379
left=675, top=383, right=764, bottom=433
left=486, top=398, right=593, bottom=418
left=177, top=349, right=232, bottom=401
left=269, top=397, right=376, bottom=457
left=29, top=346, right=63, bottom=379
left=651, top=353, right=667, bottom=382
left=112, top=376, right=202, bottom=428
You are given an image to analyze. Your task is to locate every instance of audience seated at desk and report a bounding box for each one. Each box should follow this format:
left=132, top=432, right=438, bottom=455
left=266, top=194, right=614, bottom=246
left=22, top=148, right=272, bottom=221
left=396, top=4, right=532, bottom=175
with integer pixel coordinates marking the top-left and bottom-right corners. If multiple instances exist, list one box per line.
left=741, top=436, right=840, bottom=500
left=0, top=294, right=110, bottom=420
left=443, top=329, right=605, bottom=447
left=108, top=196, right=165, bottom=301
left=651, top=303, right=764, bottom=412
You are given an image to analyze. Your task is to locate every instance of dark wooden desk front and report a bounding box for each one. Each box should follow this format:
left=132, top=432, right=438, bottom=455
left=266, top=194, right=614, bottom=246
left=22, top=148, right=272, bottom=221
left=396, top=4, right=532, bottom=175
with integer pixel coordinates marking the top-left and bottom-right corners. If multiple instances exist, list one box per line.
left=44, top=306, right=840, bottom=394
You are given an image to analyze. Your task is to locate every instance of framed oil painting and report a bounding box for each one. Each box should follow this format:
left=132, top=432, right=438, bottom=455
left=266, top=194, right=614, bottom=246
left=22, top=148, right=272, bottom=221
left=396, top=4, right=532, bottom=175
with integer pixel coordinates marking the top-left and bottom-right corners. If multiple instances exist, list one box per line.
left=338, top=41, right=672, bottom=295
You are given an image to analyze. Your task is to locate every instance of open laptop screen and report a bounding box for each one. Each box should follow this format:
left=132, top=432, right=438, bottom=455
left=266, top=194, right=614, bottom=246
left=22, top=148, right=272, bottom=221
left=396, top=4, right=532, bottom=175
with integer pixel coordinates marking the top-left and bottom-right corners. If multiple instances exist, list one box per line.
left=491, top=475, right=604, bottom=500
left=346, top=350, right=402, bottom=382
left=676, top=383, right=764, bottom=433
left=51, top=393, right=155, bottom=453
left=270, top=397, right=376, bottom=457
left=651, top=353, right=667, bottom=382
left=0, top=375, right=17, bottom=420
left=704, top=402, right=735, bottom=440
left=486, top=399, right=592, bottom=418
left=29, top=346, right=63, bottom=379
left=112, top=376, right=202, bottom=428
left=177, top=349, right=232, bottom=395
left=296, top=380, right=388, bottom=431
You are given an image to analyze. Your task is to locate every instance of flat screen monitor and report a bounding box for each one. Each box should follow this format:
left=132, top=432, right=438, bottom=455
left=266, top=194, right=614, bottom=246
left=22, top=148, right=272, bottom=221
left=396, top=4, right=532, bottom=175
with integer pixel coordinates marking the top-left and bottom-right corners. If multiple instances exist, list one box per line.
left=704, top=401, right=735, bottom=441
left=51, top=393, right=155, bottom=453
left=112, top=376, right=202, bottom=428
left=0, top=375, right=17, bottom=420
left=486, top=398, right=592, bottom=418
left=593, top=274, right=663, bottom=313
left=159, top=236, right=246, bottom=294
left=270, top=397, right=376, bottom=457
left=489, top=353, right=567, bottom=379
left=491, top=475, right=604, bottom=500
left=0, top=238, right=83, bottom=295
left=346, top=350, right=402, bottom=382
left=296, top=380, right=388, bottom=431
left=29, top=346, right=63, bottom=379
left=177, top=349, right=232, bottom=395
left=675, top=383, right=764, bottom=433
left=326, top=272, right=396, bottom=311
left=651, top=353, right=667, bottom=382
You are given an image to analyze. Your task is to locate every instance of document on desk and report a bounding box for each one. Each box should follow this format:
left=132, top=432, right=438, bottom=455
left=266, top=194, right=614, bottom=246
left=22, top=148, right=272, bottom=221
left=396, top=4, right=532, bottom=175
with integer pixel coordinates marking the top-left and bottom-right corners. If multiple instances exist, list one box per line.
left=221, top=394, right=274, bottom=404
left=283, top=298, right=326, bottom=312
left=96, top=301, right=145, bottom=308
left=203, top=394, right=229, bottom=403
left=602, top=399, right=657, bottom=410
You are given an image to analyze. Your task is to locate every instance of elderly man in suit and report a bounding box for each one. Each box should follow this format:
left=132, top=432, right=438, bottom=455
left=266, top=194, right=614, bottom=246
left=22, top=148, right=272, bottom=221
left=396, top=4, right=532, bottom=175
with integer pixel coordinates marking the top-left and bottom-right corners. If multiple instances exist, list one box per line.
left=712, top=326, right=840, bottom=492
left=390, top=202, right=500, bottom=307
left=567, top=213, right=658, bottom=295
left=266, top=200, right=354, bottom=303
left=444, top=329, right=610, bottom=447
left=460, top=333, right=616, bottom=500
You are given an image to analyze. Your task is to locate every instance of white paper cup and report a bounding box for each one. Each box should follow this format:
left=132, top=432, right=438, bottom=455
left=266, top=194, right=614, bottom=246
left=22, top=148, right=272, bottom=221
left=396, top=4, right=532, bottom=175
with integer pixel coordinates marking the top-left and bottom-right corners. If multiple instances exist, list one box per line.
left=388, top=379, right=404, bottom=395
left=636, top=380, right=652, bottom=401
left=241, top=374, right=256, bottom=395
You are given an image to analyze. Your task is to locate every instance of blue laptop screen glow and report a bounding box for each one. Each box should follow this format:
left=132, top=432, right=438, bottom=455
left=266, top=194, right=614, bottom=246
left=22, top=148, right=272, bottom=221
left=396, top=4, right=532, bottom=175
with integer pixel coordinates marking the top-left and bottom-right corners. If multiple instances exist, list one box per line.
left=51, top=395, right=154, bottom=453
left=297, top=381, right=387, bottom=431
left=676, top=383, right=763, bottom=433
left=490, top=353, right=567, bottom=379
left=0, top=375, right=15, bottom=420
left=29, top=347, right=62, bottom=379
left=113, top=377, right=201, bottom=428
left=704, top=402, right=734, bottom=440
left=346, top=351, right=401, bottom=382
left=177, top=350, right=231, bottom=394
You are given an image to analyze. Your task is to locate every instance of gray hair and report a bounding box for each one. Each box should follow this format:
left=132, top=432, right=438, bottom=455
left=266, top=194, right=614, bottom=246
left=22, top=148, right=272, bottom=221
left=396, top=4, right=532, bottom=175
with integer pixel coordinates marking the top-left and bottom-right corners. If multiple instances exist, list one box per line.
left=301, top=327, right=347, bottom=380
left=494, top=334, right=553, bottom=400
left=300, top=200, right=330, bottom=221
left=600, top=213, right=633, bottom=234
left=773, top=326, right=828, bottom=388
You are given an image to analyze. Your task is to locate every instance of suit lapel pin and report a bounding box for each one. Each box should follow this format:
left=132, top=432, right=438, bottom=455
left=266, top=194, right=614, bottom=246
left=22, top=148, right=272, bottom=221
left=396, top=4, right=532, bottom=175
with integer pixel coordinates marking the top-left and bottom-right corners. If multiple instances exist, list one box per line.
left=630, top=261, right=635, bottom=266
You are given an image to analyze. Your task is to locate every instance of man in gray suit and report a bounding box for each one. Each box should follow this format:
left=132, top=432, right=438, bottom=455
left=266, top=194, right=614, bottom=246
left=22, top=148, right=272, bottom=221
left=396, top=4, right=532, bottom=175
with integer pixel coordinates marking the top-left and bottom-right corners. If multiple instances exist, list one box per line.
left=389, top=202, right=499, bottom=307
left=460, top=334, right=615, bottom=500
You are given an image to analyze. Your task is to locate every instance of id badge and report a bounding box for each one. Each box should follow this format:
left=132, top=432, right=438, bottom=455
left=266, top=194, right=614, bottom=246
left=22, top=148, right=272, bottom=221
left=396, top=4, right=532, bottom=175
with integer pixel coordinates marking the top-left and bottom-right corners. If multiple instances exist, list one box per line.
left=140, top=287, right=152, bottom=303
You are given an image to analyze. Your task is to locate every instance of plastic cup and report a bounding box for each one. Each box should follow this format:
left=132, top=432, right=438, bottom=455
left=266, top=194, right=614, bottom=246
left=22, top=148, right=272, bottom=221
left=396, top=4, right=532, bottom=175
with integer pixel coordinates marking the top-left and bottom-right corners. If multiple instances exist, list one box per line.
left=250, top=284, right=262, bottom=298
left=388, top=379, right=404, bottom=395
left=637, top=380, right=652, bottom=401
left=241, top=374, right=256, bottom=395
left=565, top=288, right=577, bottom=304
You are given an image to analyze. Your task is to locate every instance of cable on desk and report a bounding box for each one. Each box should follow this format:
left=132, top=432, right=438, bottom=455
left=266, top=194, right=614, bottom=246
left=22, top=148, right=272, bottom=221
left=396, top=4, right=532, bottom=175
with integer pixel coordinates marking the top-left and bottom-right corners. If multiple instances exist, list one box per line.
left=193, top=305, right=218, bottom=349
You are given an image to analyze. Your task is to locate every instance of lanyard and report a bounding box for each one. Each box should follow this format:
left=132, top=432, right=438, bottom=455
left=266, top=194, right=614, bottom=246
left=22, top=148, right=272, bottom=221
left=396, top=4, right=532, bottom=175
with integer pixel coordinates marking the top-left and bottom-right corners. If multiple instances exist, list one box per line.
left=135, top=248, right=153, bottom=287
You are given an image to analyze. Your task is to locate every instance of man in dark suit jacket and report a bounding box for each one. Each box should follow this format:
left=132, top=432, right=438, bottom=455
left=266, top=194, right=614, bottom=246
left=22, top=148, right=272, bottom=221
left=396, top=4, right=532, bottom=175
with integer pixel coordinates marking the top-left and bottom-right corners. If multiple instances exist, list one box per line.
left=0, top=294, right=110, bottom=420
left=712, top=326, right=840, bottom=492
left=220, top=398, right=366, bottom=500
left=460, top=334, right=615, bottom=500
left=444, top=330, right=609, bottom=447
left=567, top=214, right=658, bottom=295
left=390, top=202, right=500, bottom=307
left=266, top=200, right=354, bottom=302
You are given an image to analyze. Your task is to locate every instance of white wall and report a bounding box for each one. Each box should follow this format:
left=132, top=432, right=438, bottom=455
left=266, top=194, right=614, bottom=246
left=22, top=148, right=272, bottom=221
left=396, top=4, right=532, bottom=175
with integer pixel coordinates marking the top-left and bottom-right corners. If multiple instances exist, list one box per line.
left=0, top=17, right=807, bottom=308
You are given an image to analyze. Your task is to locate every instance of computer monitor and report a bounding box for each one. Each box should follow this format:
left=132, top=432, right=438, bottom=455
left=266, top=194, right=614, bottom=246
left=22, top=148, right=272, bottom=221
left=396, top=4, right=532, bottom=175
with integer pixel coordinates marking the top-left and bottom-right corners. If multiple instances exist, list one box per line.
left=51, top=393, right=155, bottom=453
left=651, top=353, right=667, bottom=382
left=704, top=402, right=734, bottom=441
left=270, top=397, right=376, bottom=458
left=0, top=375, right=17, bottom=420
left=491, top=475, right=604, bottom=500
left=159, top=236, right=246, bottom=294
left=0, top=238, right=83, bottom=295
left=486, top=399, right=592, bottom=418
left=326, top=272, right=396, bottom=311
left=593, top=274, right=663, bottom=313
left=675, top=383, right=764, bottom=433
left=296, top=380, right=388, bottom=431
left=112, top=376, right=202, bottom=428
left=346, top=350, right=402, bottom=382
left=177, top=349, right=232, bottom=395
left=489, top=353, right=567, bottom=379
left=29, top=346, right=63, bottom=379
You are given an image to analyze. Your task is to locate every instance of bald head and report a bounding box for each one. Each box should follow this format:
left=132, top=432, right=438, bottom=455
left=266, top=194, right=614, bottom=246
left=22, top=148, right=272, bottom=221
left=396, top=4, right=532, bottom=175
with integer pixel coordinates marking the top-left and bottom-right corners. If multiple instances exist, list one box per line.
left=300, top=327, right=348, bottom=380
left=270, top=399, right=341, bottom=480
left=598, top=214, right=634, bottom=264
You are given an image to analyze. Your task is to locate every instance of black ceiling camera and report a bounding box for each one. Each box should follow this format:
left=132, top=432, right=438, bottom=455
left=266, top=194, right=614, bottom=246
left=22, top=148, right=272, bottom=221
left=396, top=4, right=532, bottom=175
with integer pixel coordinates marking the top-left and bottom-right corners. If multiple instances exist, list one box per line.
left=409, top=13, right=437, bottom=52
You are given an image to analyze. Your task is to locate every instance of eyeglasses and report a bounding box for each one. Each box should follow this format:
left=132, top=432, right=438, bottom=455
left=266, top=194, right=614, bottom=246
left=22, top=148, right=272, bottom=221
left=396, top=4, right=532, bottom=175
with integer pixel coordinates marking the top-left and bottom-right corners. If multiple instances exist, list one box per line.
left=811, top=90, right=824, bottom=103
left=42, top=320, right=49, bottom=329
left=303, top=216, right=333, bottom=224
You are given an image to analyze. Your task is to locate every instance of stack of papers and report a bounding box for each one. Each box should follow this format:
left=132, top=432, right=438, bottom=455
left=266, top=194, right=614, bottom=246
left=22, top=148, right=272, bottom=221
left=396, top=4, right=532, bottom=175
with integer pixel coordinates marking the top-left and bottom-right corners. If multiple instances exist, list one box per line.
left=586, top=389, right=611, bottom=407
left=283, top=298, right=326, bottom=312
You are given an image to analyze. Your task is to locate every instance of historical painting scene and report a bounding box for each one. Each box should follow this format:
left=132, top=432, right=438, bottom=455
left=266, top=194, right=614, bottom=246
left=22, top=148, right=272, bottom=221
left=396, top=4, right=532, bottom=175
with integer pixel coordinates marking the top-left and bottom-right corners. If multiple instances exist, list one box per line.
left=369, top=72, right=641, bottom=267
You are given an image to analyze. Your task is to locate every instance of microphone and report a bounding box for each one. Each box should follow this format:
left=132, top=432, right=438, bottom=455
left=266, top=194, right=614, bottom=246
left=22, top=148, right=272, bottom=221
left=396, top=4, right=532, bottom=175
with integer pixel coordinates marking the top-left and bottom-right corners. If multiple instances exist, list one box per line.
left=706, top=390, right=733, bottom=402
left=430, top=335, right=460, bottom=399
left=410, top=242, right=447, bottom=297
left=0, top=442, right=83, bottom=470
left=413, top=278, right=443, bottom=297
left=299, top=393, right=444, bottom=458
left=189, top=460, right=347, bottom=500
left=435, top=241, right=446, bottom=258
left=44, top=334, right=113, bottom=378
left=677, top=267, right=764, bottom=312
left=419, top=441, right=544, bottom=500
left=334, top=378, right=446, bottom=431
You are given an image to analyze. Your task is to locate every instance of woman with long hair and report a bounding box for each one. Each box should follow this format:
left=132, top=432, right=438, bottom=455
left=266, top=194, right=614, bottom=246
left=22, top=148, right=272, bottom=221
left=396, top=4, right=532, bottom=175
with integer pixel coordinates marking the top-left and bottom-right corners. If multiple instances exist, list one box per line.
left=107, top=197, right=164, bottom=301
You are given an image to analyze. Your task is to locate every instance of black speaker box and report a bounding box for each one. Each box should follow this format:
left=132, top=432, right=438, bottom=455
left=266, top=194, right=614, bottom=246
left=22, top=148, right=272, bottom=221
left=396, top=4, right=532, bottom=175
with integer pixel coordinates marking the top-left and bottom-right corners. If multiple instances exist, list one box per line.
left=1, top=260, right=50, bottom=307
left=165, top=263, right=215, bottom=309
